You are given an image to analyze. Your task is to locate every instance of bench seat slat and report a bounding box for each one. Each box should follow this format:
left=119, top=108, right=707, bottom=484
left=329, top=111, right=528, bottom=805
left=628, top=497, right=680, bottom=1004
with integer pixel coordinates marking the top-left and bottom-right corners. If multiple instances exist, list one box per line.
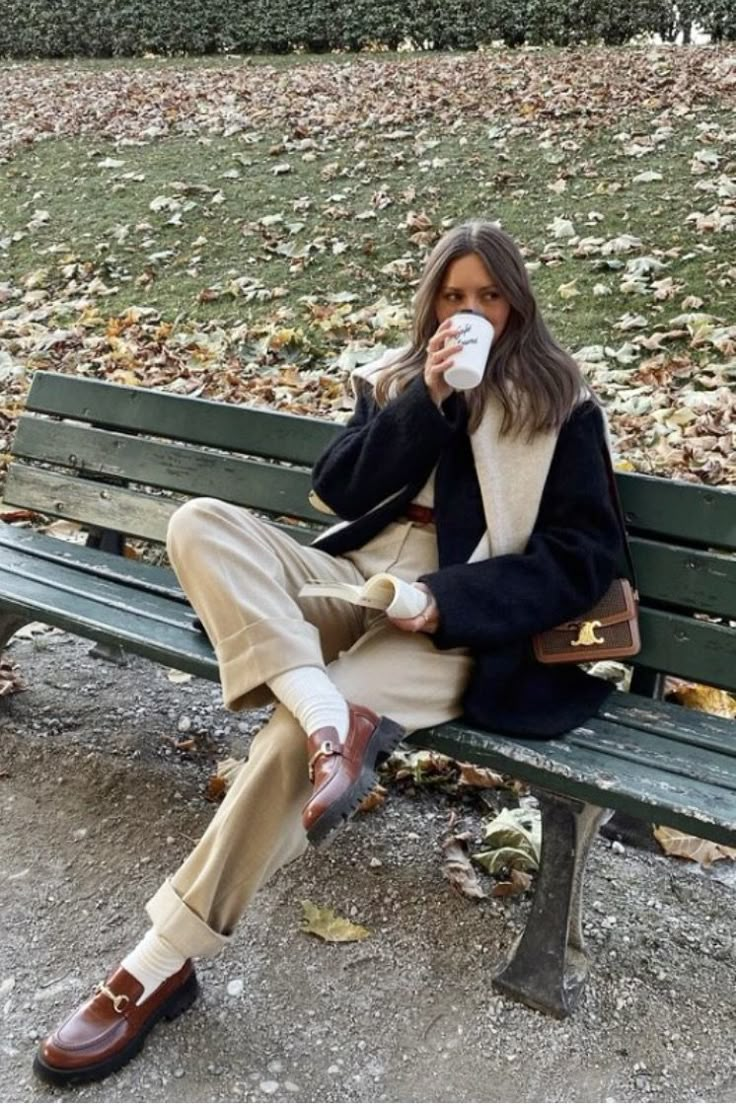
left=0, top=522, right=321, bottom=611
left=4, top=526, right=736, bottom=844
left=1, top=544, right=195, bottom=630
left=0, top=566, right=218, bottom=678
left=566, top=720, right=736, bottom=793
left=26, top=371, right=337, bottom=466
left=0, top=522, right=187, bottom=601
left=412, top=705, right=736, bottom=845
left=599, top=694, right=736, bottom=757
left=5, top=548, right=735, bottom=842
left=12, top=418, right=325, bottom=524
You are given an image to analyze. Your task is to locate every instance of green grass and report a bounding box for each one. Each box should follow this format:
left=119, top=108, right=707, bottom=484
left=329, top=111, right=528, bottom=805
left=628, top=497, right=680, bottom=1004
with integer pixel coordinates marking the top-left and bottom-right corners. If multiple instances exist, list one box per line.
left=0, top=51, right=410, bottom=72
left=0, top=97, right=732, bottom=358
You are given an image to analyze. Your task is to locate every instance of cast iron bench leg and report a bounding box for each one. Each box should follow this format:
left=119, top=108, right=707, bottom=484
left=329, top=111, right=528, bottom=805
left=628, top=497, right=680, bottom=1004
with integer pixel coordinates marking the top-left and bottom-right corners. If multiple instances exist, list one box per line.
left=568, top=803, right=611, bottom=952
left=493, top=793, right=609, bottom=1018
left=0, top=613, right=28, bottom=656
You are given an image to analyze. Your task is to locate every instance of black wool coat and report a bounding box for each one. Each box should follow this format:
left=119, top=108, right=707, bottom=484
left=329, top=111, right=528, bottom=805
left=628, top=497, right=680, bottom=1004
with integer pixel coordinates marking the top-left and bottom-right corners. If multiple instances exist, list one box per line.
left=310, top=374, right=626, bottom=738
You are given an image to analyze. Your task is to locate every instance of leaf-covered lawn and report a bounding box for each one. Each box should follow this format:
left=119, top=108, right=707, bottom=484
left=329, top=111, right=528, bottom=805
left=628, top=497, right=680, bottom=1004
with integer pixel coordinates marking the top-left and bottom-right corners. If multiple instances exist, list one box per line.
left=1, top=47, right=735, bottom=486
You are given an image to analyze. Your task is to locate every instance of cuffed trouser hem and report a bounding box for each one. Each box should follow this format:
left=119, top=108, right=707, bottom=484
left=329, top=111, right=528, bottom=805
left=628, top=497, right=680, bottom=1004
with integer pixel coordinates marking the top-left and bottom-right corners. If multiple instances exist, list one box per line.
left=145, top=878, right=231, bottom=959
left=217, top=616, right=325, bottom=711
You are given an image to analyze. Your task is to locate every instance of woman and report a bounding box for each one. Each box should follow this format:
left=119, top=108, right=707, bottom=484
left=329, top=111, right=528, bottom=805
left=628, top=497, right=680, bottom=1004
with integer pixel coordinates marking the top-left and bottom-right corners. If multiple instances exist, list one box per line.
left=34, top=221, right=624, bottom=1085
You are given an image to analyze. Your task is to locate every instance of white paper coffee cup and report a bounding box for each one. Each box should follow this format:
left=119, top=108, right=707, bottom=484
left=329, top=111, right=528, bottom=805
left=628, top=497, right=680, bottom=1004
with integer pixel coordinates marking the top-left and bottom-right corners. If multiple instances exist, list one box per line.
left=443, top=311, right=494, bottom=391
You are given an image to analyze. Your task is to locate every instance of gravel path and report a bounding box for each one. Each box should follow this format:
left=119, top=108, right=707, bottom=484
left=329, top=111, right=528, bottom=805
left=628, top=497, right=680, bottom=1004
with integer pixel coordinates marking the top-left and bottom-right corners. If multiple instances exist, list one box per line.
left=1, top=632, right=735, bottom=1103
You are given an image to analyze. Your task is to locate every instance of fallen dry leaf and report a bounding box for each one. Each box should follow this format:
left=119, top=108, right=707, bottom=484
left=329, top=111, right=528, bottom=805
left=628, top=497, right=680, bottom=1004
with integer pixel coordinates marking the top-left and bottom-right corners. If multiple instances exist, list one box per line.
left=300, top=900, right=371, bottom=942
left=166, top=668, right=194, bottom=685
left=654, top=826, right=736, bottom=867
left=205, top=774, right=228, bottom=803
left=441, top=833, right=487, bottom=900
left=456, top=763, right=505, bottom=790
left=8, top=623, right=64, bottom=642
left=357, top=784, right=387, bottom=813
left=0, top=658, right=26, bottom=697
left=205, top=756, right=246, bottom=800
left=474, top=807, right=542, bottom=875
left=492, top=869, right=533, bottom=898
left=665, top=682, right=736, bottom=719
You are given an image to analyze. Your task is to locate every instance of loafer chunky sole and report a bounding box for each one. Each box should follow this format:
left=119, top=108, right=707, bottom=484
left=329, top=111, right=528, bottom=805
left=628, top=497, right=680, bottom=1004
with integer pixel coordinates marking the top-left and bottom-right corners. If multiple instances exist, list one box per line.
left=33, top=965, right=198, bottom=1087
left=305, top=713, right=404, bottom=845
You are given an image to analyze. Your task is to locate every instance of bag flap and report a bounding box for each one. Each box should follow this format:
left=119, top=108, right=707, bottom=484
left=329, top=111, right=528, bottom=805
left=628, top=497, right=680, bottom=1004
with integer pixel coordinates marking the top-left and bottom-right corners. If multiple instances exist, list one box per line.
left=555, top=579, right=638, bottom=631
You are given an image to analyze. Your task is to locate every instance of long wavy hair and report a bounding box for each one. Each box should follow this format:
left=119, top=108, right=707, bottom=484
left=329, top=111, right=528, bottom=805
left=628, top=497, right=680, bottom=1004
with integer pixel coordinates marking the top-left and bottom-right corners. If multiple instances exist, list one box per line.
left=374, top=220, right=592, bottom=437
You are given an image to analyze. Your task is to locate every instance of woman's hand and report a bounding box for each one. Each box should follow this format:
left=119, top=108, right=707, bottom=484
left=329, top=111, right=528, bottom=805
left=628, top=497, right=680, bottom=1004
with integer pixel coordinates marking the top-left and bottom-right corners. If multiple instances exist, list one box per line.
left=424, top=319, right=463, bottom=408
left=388, top=583, right=440, bottom=635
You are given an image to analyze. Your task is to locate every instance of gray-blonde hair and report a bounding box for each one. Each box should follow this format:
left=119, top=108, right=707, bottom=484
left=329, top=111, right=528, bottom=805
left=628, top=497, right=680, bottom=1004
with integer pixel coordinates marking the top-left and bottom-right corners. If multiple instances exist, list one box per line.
left=375, top=220, right=592, bottom=436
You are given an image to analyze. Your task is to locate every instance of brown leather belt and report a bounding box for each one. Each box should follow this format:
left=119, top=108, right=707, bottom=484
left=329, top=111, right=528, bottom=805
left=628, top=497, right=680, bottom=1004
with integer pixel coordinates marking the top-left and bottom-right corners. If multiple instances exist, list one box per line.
left=405, top=503, right=435, bottom=525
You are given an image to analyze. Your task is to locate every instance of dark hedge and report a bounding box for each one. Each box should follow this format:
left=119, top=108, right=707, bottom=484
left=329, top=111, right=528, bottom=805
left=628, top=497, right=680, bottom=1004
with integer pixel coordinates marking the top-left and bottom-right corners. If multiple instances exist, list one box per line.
left=0, top=0, right=729, bottom=59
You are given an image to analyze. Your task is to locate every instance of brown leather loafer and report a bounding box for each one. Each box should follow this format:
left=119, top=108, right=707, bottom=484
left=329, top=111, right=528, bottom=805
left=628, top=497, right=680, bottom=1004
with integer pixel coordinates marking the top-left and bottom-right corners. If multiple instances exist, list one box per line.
left=303, top=702, right=404, bottom=845
left=33, top=960, right=198, bottom=1086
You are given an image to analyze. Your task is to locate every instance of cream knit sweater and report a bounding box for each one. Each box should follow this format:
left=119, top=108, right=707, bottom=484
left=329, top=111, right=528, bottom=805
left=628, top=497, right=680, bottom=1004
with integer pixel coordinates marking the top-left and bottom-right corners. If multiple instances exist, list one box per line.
left=351, top=349, right=559, bottom=564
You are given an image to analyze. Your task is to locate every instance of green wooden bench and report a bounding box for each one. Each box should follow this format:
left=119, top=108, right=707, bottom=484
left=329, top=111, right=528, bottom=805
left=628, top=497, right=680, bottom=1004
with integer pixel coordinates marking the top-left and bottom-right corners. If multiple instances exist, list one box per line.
left=2, top=370, right=735, bottom=1018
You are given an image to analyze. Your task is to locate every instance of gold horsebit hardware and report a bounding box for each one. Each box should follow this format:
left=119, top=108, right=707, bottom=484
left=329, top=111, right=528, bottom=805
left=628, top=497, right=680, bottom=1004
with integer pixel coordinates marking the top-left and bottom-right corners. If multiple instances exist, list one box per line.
left=94, top=982, right=130, bottom=1013
left=571, top=620, right=605, bottom=647
left=308, top=739, right=342, bottom=782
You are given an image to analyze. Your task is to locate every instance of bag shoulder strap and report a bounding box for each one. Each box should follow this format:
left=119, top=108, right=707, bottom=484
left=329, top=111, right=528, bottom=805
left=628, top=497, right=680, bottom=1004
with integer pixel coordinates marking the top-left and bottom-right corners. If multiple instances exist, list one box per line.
left=602, top=445, right=638, bottom=592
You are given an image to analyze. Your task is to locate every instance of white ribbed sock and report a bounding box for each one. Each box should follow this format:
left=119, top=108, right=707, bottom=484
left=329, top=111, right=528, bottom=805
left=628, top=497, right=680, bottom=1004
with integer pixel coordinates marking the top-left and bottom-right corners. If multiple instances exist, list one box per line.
left=120, top=928, right=186, bottom=1005
left=268, top=666, right=350, bottom=740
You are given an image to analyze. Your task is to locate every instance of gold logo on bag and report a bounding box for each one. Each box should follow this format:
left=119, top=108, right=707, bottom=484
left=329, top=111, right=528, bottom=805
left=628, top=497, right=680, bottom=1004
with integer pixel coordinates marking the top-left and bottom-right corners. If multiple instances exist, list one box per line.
left=571, top=620, right=605, bottom=647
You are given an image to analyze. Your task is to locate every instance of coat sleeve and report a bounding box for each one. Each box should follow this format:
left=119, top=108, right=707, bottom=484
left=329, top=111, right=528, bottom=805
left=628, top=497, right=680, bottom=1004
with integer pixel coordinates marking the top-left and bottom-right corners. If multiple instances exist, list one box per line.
left=419, top=402, right=625, bottom=651
left=310, top=373, right=458, bottom=520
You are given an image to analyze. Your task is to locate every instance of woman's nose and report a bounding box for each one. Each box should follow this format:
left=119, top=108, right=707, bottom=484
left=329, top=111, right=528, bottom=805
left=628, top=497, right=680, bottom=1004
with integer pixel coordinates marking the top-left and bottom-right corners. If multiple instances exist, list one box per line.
left=456, top=296, right=476, bottom=311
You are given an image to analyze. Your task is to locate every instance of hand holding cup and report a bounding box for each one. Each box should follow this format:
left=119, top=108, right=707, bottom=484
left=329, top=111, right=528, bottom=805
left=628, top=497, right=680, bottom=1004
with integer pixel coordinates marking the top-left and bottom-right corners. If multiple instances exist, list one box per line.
left=424, top=312, right=495, bottom=406
left=423, top=319, right=464, bottom=407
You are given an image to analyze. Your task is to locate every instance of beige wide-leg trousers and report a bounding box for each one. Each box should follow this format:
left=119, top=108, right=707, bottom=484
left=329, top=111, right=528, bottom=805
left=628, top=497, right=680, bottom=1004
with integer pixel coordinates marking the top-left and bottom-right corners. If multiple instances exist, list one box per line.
left=145, top=498, right=472, bottom=959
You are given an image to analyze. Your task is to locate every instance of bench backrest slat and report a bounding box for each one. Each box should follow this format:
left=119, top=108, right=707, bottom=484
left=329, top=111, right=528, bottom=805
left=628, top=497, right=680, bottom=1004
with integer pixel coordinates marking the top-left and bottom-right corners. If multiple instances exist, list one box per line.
left=25, top=371, right=338, bottom=466
left=4, top=463, right=320, bottom=548
left=8, top=454, right=735, bottom=691
left=6, top=463, right=178, bottom=543
left=23, top=372, right=736, bottom=546
left=619, top=471, right=735, bottom=549
left=636, top=608, right=736, bottom=694
left=11, top=415, right=736, bottom=619
left=12, top=418, right=326, bottom=524
left=630, top=537, right=736, bottom=619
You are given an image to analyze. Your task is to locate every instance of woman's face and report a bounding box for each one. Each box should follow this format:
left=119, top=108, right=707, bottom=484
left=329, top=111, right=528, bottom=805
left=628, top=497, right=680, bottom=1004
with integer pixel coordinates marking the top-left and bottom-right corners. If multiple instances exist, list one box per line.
left=434, top=251, right=511, bottom=338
